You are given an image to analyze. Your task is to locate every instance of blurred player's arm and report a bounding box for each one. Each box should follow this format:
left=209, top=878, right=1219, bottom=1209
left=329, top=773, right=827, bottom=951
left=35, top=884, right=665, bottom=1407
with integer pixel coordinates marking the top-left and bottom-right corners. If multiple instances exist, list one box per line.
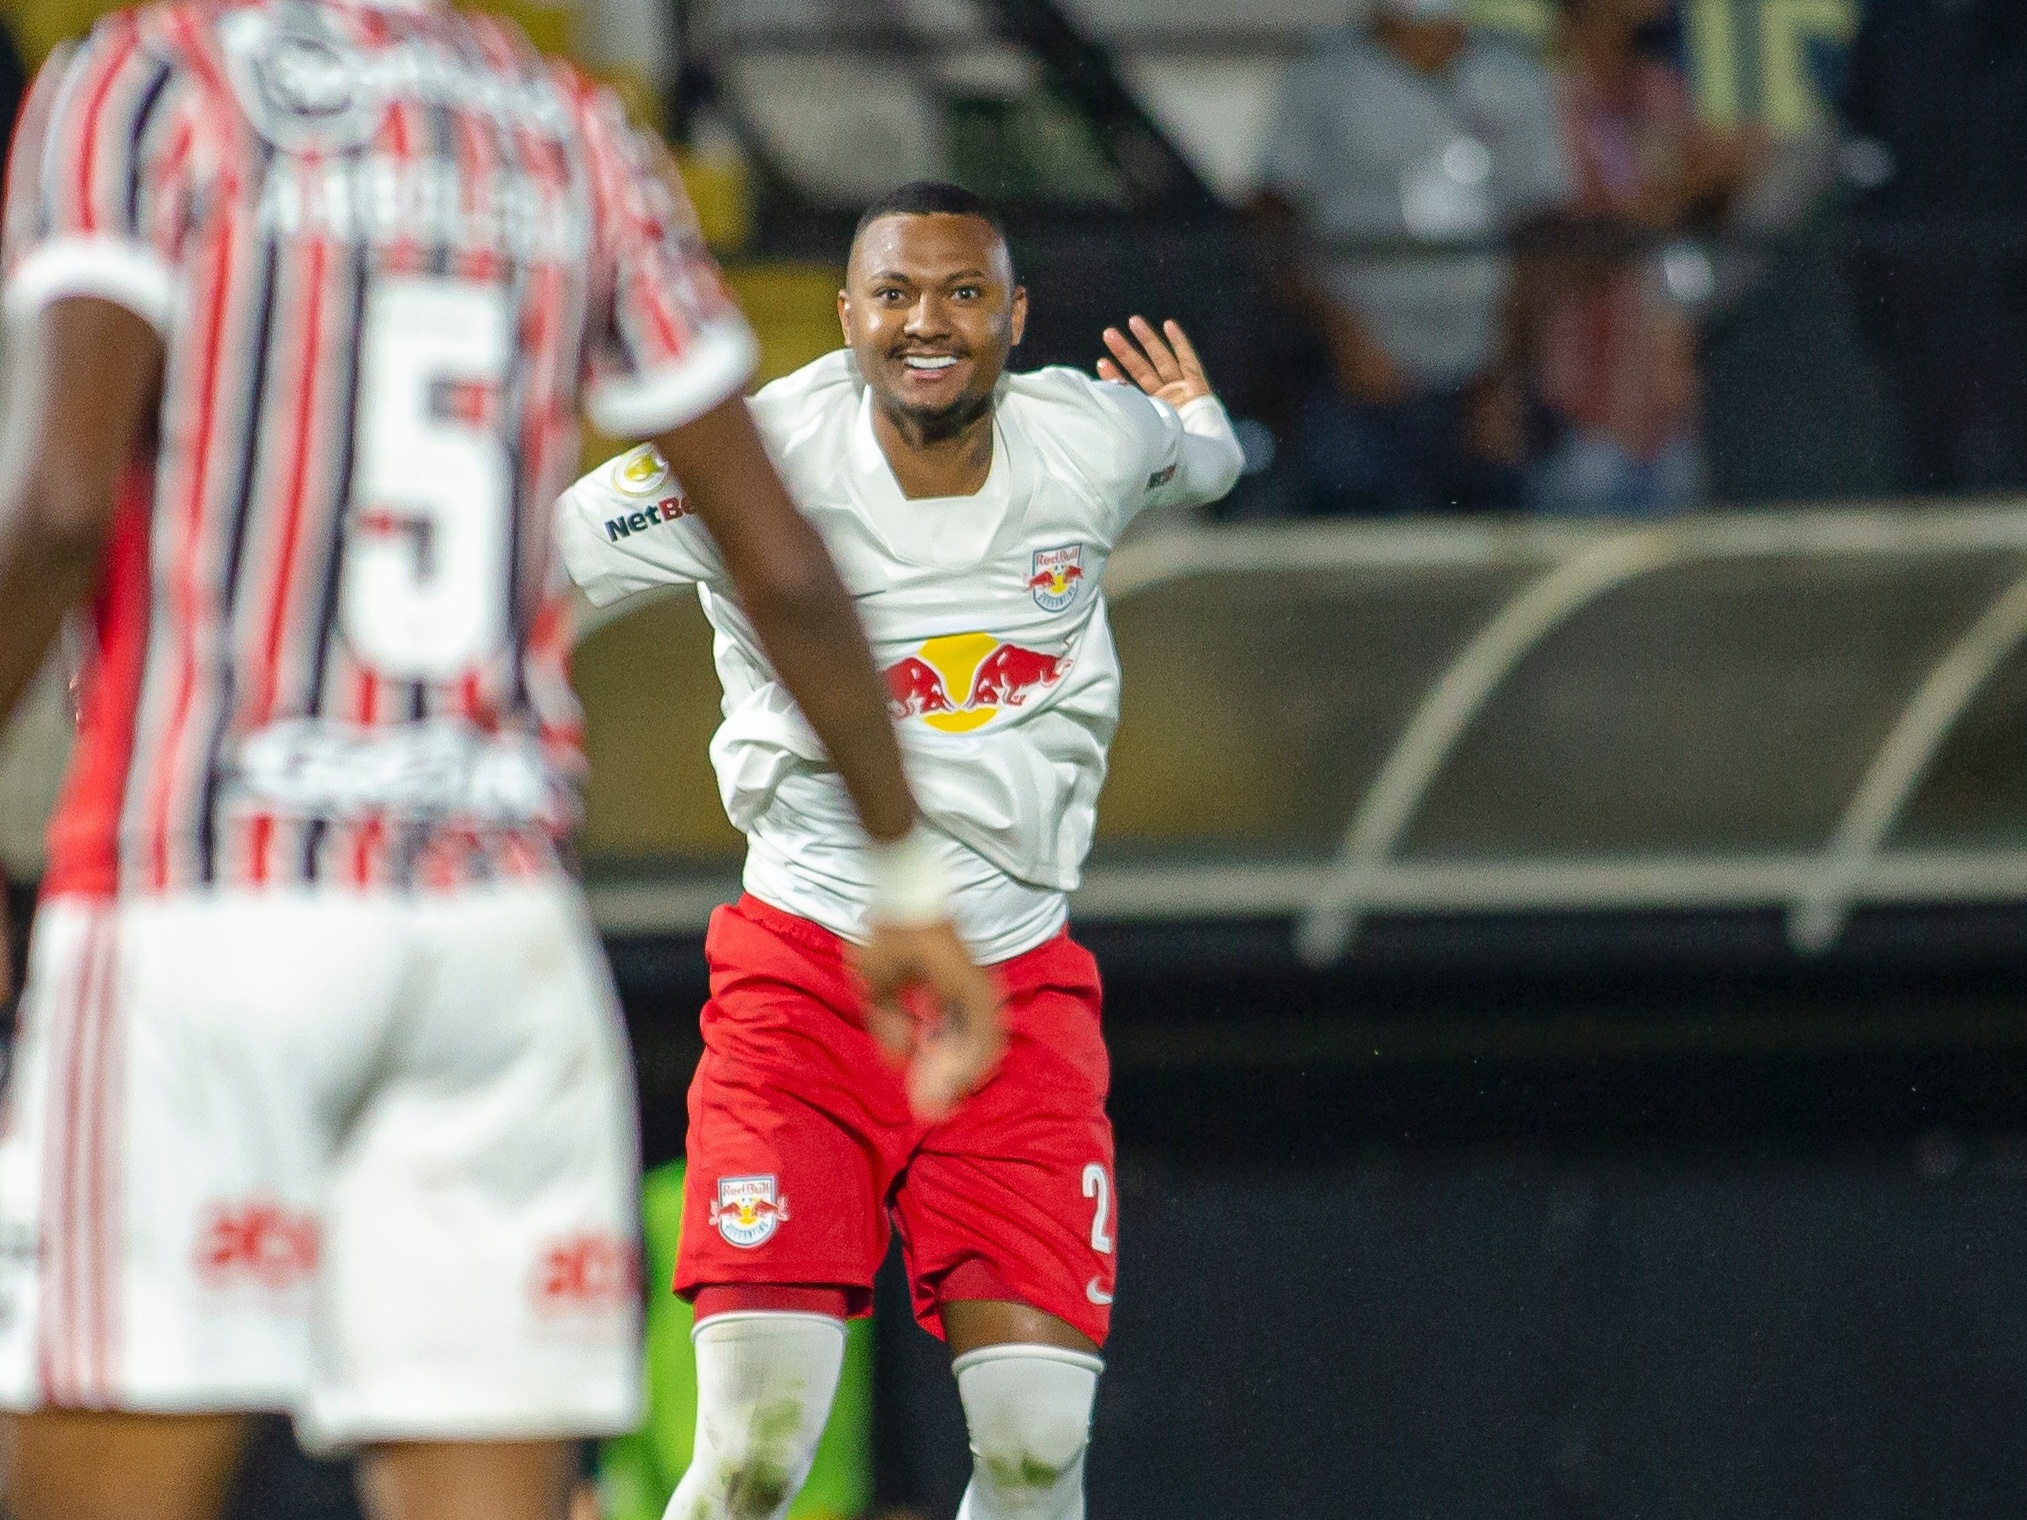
left=650, top=398, right=1004, bottom=1117
left=650, top=398, right=910, bottom=841
left=0, top=298, right=156, bottom=741
left=0, top=298, right=163, bottom=999
left=1096, top=316, right=1245, bottom=511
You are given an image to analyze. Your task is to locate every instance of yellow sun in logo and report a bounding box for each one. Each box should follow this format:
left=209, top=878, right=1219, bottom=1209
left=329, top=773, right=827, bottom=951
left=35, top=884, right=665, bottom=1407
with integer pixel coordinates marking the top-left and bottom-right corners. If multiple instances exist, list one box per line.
left=616, top=446, right=668, bottom=496
left=917, top=633, right=1001, bottom=733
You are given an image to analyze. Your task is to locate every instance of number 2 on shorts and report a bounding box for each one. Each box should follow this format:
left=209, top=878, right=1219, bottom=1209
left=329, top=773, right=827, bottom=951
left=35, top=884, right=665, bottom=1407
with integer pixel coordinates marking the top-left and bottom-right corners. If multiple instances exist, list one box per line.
left=1082, top=1162, right=1114, bottom=1254
left=342, top=276, right=512, bottom=682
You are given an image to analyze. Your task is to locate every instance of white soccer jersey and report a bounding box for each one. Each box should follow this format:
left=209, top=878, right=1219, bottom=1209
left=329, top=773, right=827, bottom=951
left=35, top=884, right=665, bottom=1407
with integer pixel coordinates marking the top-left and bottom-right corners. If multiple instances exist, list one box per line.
left=559, top=349, right=1243, bottom=961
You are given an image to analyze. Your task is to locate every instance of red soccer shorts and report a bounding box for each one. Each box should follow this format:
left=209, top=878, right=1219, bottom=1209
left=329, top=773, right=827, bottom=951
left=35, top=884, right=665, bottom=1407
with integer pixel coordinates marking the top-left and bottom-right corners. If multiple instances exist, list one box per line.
left=675, top=894, right=1119, bottom=1346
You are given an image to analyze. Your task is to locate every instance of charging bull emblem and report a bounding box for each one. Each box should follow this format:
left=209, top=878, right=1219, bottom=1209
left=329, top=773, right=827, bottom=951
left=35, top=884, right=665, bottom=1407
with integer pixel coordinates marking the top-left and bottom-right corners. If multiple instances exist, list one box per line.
left=1029, top=544, right=1085, bottom=612
left=884, top=632, right=1073, bottom=734
left=713, top=1175, right=789, bottom=1249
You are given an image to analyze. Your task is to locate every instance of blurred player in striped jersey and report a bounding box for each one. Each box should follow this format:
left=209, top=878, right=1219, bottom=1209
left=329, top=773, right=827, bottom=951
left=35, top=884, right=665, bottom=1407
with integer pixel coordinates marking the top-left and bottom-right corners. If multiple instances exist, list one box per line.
left=0, top=7, right=996, bottom=1519
left=558, top=182, right=1244, bottom=1520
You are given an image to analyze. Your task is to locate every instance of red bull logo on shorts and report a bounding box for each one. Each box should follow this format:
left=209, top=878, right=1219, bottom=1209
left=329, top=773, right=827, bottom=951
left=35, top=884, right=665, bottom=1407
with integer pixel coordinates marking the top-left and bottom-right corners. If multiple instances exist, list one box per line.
left=1028, top=543, right=1086, bottom=612
left=713, top=1175, right=789, bottom=1248
left=883, top=633, right=1073, bottom=733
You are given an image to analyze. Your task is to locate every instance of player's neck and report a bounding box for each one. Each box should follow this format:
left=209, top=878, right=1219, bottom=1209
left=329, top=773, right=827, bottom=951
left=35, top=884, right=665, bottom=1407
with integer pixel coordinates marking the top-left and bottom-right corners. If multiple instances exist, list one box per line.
left=872, top=401, right=997, bottom=500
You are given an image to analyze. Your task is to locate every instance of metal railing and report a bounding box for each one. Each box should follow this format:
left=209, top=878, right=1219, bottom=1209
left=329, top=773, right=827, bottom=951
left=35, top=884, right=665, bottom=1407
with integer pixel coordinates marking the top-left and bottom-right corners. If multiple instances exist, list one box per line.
left=580, top=501, right=2027, bottom=958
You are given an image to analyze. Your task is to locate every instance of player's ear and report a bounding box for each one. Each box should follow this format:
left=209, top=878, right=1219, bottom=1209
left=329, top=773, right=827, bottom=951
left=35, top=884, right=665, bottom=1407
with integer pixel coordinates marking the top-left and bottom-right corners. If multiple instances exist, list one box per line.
left=837, top=289, right=852, bottom=345
left=1009, top=285, right=1028, bottom=349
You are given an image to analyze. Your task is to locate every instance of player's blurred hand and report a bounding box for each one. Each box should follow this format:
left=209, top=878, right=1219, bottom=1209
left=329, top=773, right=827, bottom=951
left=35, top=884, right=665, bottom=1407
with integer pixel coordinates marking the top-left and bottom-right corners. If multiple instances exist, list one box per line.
left=1098, top=317, right=1214, bottom=410
left=854, top=920, right=1005, bottom=1122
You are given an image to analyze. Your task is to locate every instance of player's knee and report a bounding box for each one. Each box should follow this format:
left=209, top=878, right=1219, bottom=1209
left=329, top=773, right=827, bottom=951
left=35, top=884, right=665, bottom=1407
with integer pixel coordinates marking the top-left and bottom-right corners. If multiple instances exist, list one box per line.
left=954, top=1345, right=1103, bottom=1514
left=671, top=1312, right=845, bottom=1520
left=685, top=1435, right=810, bottom=1520
left=691, top=1399, right=829, bottom=1520
left=972, top=1407, right=1088, bottom=1491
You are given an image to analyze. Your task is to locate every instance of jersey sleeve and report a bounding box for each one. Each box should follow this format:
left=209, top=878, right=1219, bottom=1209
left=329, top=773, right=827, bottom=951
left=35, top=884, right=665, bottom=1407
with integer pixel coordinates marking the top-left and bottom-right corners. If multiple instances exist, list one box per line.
left=3, top=17, right=202, bottom=335
left=576, top=91, right=760, bottom=440
left=554, top=442, right=727, bottom=608
left=1089, top=379, right=1246, bottom=530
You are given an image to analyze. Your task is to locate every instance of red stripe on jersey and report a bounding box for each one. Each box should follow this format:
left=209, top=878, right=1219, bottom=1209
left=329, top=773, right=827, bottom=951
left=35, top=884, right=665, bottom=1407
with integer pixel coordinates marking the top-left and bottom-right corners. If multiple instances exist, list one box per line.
left=71, top=25, right=139, bottom=232
left=352, top=815, right=383, bottom=886
left=349, top=669, right=380, bottom=884
left=247, top=813, right=273, bottom=884
left=44, top=473, right=152, bottom=898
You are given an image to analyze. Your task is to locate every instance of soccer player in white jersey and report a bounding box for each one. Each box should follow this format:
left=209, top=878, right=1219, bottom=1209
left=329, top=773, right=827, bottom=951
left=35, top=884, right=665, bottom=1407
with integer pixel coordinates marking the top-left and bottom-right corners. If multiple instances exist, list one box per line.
left=557, top=180, right=1244, bottom=1520
left=0, top=14, right=996, bottom=1520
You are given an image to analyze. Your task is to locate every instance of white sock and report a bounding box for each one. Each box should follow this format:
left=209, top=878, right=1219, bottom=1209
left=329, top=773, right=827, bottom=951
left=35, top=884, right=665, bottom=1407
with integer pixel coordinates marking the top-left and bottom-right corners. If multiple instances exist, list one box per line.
left=663, top=1311, right=846, bottom=1520
left=952, top=1344, right=1104, bottom=1520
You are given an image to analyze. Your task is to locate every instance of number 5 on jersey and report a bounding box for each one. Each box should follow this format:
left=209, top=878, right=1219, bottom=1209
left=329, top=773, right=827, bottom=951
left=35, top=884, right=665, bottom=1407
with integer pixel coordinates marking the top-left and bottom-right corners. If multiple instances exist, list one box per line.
left=343, top=277, right=513, bottom=682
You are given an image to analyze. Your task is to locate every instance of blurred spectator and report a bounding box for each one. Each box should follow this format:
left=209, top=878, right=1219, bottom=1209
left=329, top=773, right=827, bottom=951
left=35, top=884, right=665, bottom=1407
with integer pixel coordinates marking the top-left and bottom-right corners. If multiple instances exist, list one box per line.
left=1256, top=0, right=1570, bottom=516
left=1840, top=0, right=2027, bottom=495
left=1529, top=0, right=1763, bottom=516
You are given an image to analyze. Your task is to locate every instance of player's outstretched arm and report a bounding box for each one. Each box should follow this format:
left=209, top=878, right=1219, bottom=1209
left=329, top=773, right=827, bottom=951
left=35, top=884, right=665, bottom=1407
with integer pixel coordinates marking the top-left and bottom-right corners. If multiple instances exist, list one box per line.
left=654, top=397, right=1004, bottom=1117
left=0, top=297, right=163, bottom=1004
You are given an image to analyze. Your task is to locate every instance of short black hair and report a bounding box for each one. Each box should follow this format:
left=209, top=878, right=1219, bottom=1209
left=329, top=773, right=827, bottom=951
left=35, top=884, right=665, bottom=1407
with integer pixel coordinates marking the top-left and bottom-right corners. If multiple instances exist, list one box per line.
left=853, top=181, right=1007, bottom=244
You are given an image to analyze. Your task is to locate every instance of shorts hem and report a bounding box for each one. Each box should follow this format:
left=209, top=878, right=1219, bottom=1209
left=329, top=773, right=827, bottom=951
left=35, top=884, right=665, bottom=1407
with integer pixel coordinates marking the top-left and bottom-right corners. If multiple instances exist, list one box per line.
left=0, top=1381, right=299, bottom=1416
left=296, top=1390, right=644, bottom=1455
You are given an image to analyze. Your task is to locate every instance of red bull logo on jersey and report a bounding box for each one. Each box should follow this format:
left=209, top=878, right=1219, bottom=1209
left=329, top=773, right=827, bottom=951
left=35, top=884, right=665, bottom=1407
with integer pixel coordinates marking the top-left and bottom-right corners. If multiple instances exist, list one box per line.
left=884, top=633, right=1073, bottom=733
left=1028, top=544, right=1086, bottom=613
left=713, top=1176, right=789, bottom=1249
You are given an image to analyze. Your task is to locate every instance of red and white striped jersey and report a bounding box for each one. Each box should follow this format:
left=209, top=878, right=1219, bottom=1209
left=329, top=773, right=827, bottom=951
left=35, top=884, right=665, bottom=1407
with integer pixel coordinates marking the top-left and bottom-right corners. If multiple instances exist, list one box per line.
left=3, top=0, right=757, bottom=896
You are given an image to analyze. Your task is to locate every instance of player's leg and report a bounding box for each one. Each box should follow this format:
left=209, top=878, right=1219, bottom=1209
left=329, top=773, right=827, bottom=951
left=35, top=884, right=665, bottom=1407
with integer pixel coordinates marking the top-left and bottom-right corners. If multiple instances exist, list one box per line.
left=356, top=1439, right=578, bottom=1520
left=0, top=1411, right=249, bottom=1520
left=666, top=898, right=910, bottom=1520
left=895, top=933, right=1114, bottom=1520
left=940, top=1305, right=1103, bottom=1520
left=664, top=1303, right=849, bottom=1520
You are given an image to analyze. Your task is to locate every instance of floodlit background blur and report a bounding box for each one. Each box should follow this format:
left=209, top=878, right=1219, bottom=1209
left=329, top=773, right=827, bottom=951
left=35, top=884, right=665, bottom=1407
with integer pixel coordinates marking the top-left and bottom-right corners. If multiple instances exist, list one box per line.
left=11, top=0, right=2027, bottom=1516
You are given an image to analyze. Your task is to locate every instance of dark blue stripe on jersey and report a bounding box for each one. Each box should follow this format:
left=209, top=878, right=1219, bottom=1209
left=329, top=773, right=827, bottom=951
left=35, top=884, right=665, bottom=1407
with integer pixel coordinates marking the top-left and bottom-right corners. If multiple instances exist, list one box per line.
left=501, top=263, right=531, bottom=712
left=122, top=59, right=172, bottom=233
left=194, top=171, right=277, bottom=885
left=298, top=236, right=371, bottom=883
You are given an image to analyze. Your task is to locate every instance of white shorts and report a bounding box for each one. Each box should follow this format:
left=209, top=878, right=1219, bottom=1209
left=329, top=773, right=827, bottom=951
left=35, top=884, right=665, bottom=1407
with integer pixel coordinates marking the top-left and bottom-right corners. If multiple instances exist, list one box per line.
left=0, top=879, right=642, bottom=1449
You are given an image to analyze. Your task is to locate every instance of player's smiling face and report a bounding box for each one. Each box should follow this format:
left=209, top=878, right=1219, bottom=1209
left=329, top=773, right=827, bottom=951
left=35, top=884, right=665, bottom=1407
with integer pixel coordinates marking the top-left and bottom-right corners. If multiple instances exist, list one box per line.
left=840, top=213, right=1027, bottom=442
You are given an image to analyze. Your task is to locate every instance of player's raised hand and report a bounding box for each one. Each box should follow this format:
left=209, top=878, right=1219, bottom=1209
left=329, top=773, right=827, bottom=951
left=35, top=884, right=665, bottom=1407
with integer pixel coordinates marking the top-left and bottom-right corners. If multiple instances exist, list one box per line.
left=1097, top=316, right=1213, bottom=410
left=854, top=920, right=1006, bottom=1122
